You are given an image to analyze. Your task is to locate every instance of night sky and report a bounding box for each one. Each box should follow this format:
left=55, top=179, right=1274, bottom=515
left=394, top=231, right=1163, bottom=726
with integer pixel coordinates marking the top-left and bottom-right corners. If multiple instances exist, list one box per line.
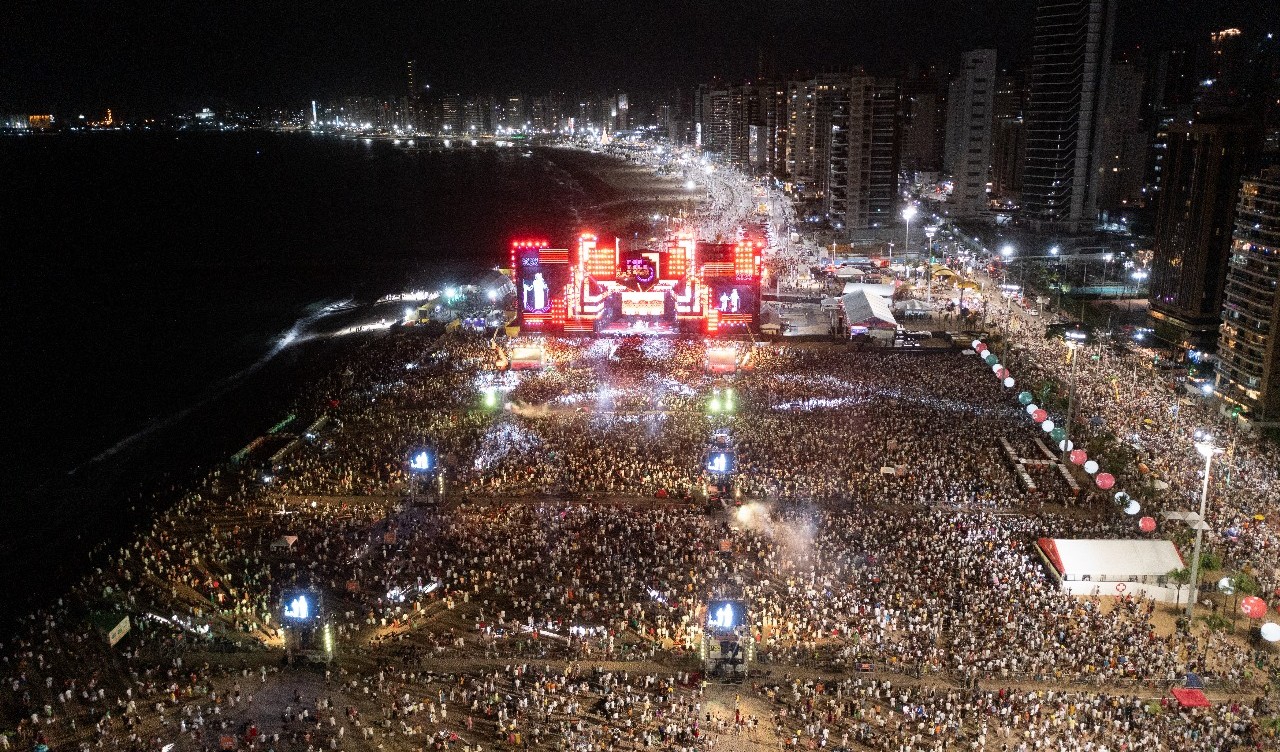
left=3, top=0, right=1275, bottom=113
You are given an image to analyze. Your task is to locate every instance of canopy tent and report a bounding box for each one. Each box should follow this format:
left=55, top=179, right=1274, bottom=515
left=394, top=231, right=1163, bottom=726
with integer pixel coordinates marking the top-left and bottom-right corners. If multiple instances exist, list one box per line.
left=841, top=290, right=897, bottom=329
left=759, top=306, right=784, bottom=335
left=1036, top=538, right=1187, bottom=602
left=508, top=345, right=546, bottom=371
left=841, top=282, right=895, bottom=298
left=833, top=266, right=867, bottom=279
left=271, top=535, right=298, bottom=550
left=930, top=266, right=960, bottom=280
left=1170, top=688, right=1210, bottom=708
left=895, top=299, right=931, bottom=313
left=706, top=347, right=737, bottom=374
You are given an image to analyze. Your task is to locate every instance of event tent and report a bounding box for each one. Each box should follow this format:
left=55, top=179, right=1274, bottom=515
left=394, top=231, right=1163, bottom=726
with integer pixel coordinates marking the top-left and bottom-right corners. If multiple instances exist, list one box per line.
left=1036, top=538, right=1186, bottom=601
left=841, top=290, right=897, bottom=329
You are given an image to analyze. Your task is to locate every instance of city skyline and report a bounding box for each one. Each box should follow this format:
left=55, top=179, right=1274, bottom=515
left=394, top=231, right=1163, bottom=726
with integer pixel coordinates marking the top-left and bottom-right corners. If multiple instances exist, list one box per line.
left=3, top=0, right=1274, bottom=113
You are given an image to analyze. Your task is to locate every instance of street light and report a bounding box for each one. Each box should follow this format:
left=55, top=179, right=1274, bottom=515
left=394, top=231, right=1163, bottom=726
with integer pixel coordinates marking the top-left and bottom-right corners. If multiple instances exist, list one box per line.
left=923, top=226, right=938, bottom=305
left=1185, top=432, right=1225, bottom=619
left=902, top=205, right=918, bottom=261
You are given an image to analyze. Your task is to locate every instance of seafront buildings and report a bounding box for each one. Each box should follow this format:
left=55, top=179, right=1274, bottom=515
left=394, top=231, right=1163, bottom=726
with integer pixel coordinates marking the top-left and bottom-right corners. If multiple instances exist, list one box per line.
left=1216, top=167, right=1280, bottom=423
left=1020, top=0, right=1115, bottom=232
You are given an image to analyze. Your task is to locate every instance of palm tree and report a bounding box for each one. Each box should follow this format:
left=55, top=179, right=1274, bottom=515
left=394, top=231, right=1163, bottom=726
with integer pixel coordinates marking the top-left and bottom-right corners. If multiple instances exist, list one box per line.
left=1166, top=568, right=1191, bottom=610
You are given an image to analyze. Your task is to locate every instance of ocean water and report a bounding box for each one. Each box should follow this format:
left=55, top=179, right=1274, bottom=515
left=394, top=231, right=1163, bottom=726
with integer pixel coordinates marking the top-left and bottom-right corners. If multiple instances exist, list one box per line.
left=0, top=131, right=609, bottom=614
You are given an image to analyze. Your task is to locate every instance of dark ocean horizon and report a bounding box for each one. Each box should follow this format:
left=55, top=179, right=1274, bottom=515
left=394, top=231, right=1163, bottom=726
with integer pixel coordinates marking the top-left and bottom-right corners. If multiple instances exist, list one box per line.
left=0, top=131, right=620, bottom=616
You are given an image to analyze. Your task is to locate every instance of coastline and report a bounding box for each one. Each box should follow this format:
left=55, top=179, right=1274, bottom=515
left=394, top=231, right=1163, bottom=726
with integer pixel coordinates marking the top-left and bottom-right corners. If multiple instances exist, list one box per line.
left=0, top=142, right=700, bottom=623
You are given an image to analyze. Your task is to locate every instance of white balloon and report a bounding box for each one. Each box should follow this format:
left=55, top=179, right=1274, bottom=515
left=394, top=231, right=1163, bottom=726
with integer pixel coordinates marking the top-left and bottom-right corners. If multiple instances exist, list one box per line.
left=1058, top=440, right=1074, bottom=451
left=1125, top=500, right=1141, bottom=515
left=1041, top=420, right=1055, bottom=432
left=1003, top=377, right=1015, bottom=388
left=1261, top=622, right=1280, bottom=642
left=971, top=339, right=982, bottom=350
left=1084, top=460, right=1099, bottom=474
left=992, top=363, right=1002, bottom=374
left=1026, top=403, right=1038, bottom=415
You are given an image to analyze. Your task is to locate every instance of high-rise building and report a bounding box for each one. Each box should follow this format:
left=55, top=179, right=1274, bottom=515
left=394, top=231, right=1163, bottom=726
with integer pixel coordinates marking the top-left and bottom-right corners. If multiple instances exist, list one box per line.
left=784, top=79, right=819, bottom=187
left=943, top=50, right=996, bottom=216
left=990, top=73, right=1028, bottom=202
left=825, top=74, right=900, bottom=231
left=899, top=79, right=946, bottom=177
left=1094, top=60, right=1148, bottom=212
left=1215, top=167, right=1280, bottom=422
left=695, top=84, right=732, bottom=153
left=1021, top=0, right=1116, bottom=231
left=1148, top=119, right=1260, bottom=350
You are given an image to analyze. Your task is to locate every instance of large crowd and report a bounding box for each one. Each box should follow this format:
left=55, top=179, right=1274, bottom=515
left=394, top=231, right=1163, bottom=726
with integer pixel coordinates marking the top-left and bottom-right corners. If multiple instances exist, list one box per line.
left=2, top=324, right=1278, bottom=752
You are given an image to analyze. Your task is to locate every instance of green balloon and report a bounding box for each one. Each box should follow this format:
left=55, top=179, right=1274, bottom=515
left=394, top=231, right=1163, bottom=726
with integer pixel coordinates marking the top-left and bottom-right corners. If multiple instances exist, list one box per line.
left=1050, top=427, right=1066, bottom=442
left=1018, top=391, right=1033, bottom=405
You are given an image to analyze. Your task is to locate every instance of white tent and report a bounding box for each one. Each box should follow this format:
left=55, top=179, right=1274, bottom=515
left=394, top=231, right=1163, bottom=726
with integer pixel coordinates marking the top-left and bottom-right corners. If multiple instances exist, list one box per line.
left=841, top=282, right=894, bottom=298
left=1036, top=538, right=1187, bottom=602
left=841, top=290, right=897, bottom=329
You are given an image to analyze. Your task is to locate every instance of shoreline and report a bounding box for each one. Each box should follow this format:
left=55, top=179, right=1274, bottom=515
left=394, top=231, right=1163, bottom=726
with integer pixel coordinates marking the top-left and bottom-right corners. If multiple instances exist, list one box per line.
left=0, top=143, right=700, bottom=622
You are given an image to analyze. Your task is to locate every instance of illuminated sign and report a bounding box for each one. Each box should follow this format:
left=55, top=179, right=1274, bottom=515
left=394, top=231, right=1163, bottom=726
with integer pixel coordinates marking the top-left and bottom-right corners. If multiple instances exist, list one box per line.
left=409, top=451, right=432, bottom=472
left=707, top=451, right=734, bottom=474
left=620, top=291, right=667, bottom=316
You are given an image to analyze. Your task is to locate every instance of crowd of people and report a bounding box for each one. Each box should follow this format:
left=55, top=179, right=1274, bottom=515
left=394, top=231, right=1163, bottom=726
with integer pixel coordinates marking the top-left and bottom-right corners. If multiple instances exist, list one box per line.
left=2, top=325, right=1278, bottom=752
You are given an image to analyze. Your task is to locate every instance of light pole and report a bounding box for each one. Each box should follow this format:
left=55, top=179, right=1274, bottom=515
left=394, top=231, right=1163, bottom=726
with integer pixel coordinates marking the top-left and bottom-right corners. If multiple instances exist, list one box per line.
left=924, top=226, right=938, bottom=305
left=1000, top=245, right=1015, bottom=363
left=1185, top=432, right=1224, bottom=620
left=902, top=205, right=917, bottom=262
left=1062, top=332, right=1086, bottom=461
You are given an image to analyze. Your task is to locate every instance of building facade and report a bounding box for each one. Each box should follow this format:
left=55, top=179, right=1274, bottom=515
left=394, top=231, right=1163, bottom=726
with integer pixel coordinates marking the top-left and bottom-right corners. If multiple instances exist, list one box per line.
left=943, top=50, right=996, bottom=216
left=1021, top=0, right=1115, bottom=230
left=1148, top=120, right=1260, bottom=350
left=825, top=75, right=901, bottom=231
left=1216, top=167, right=1280, bottom=423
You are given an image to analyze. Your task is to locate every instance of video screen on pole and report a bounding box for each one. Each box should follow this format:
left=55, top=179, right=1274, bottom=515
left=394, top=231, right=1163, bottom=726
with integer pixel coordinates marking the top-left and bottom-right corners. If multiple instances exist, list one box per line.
left=708, top=281, right=756, bottom=316
left=706, top=600, right=744, bottom=632
left=707, top=451, right=735, bottom=474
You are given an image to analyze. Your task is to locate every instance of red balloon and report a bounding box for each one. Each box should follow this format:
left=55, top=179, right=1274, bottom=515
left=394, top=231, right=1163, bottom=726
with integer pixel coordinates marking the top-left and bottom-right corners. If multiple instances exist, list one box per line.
left=976, top=343, right=987, bottom=353
left=1032, top=409, right=1048, bottom=423
left=1139, top=516, right=1156, bottom=533
left=1241, top=596, right=1267, bottom=619
left=1095, top=472, right=1115, bottom=490
left=996, top=367, right=1009, bottom=380
left=1069, top=449, right=1087, bottom=465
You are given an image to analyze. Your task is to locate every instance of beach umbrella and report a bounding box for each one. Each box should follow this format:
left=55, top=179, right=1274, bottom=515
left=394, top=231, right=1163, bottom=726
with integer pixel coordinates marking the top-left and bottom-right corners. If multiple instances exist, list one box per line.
left=1260, top=622, right=1280, bottom=642
left=1084, top=460, right=1099, bottom=474
left=1003, top=377, right=1015, bottom=388
left=1218, top=577, right=1236, bottom=595
left=1017, top=391, right=1033, bottom=405
left=1041, top=419, right=1055, bottom=432
left=1032, top=408, right=1047, bottom=423
left=1139, top=516, right=1156, bottom=533
left=1069, top=450, right=1087, bottom=465
left=1241, top=596, right=1267, bottom=619
left=1095, top=472, right=1115, bottom=490
left=1124, top=500, right=1141, bottom=515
